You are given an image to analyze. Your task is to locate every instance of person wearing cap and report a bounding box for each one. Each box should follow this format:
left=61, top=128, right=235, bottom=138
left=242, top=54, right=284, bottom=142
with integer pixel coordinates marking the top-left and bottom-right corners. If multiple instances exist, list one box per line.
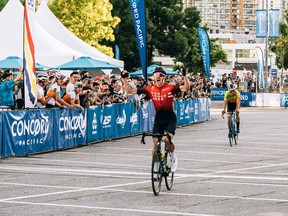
left=35, top=73, right=56, bottom=108
left=62, top=82, right=84, bottom=111
left=222, top=83, right=241, bottom=137
left=121, top=66, right=189, bottom=173
left=46, top=72, right=75, bottom=110
left=0, top=68, right=22, bottom=108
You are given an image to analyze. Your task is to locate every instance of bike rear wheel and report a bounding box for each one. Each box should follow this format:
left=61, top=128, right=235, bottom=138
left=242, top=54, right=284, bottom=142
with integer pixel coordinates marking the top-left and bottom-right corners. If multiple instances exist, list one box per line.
left=164, top=151, right=174, bottom=190
left=151, top=151, right=163, bottom=196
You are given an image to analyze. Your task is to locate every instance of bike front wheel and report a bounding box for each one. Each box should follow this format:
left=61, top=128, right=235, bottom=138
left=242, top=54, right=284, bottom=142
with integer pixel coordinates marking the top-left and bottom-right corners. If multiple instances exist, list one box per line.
left=234, top=133, right=238, bottom=145
left=151, top=151, right=162, bottom=196
left=165, top=151, right=174, bottom=190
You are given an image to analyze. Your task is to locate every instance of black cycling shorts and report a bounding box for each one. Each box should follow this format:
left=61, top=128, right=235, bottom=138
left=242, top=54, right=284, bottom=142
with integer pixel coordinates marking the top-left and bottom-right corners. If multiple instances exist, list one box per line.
left=152, top=112, right=177, bottom=135
left=227, top=102, right=236, bottom=113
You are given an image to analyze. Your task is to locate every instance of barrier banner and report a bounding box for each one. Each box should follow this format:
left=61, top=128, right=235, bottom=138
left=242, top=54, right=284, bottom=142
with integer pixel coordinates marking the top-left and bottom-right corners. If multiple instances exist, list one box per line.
left=54, top=108, right=87, bottom=149
left=101, top=104, right=116, bottom=139
left=240, top=92, right=255, bottom=107
left=114, top=103, right=129, bottom=137
left=0, top=113, right=3, bottom=156
left=198, top=98, right=207, bottom=122
left=194, top=98, right=199, bottom=122
left=3, top=110, right=54, bottom=157
left=140, top=101, right=154, bottom=132
left=211, top=88, right=228, bottom=100
left=128, top=103, right=140, bottom=134
left=176, top=100, right=190, bottom=126
left=189, top=99, right=195, bottom=123
left=280, top=94, right=288, bottom=107
left=206, top=98, right=211, bottom=120
left=87, top=106, right=102, bottom=143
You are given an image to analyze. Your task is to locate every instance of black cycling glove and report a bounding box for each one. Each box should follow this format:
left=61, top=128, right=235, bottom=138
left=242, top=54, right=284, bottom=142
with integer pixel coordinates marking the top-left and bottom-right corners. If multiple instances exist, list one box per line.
left=121, top=70, right=129, bottom=79
left=182, top=68, right=187, bottom=76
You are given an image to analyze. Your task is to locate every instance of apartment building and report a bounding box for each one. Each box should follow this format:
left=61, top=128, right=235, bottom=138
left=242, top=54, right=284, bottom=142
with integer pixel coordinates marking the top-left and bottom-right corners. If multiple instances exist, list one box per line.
left=184, top=0, right=287, bottom=33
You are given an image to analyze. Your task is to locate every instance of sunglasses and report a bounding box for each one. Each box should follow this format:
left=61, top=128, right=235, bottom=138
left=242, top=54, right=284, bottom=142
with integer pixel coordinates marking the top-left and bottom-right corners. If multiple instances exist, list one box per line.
left=73, top=76, right=79, bottom=78
left=154, top=72, right=165, bottom=77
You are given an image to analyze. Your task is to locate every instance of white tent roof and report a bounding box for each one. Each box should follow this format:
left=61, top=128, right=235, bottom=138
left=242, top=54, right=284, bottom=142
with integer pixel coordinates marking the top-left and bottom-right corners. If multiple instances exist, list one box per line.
left=0, top=0, right=124, bottom=69
left=0, top=0, right=85, bottom=67
left=36, top=1, right=124, bottom=68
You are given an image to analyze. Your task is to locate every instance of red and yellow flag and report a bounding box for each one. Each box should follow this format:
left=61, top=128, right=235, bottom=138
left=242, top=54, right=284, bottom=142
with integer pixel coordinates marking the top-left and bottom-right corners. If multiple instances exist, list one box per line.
left=23, top=0, right=37, bottom=108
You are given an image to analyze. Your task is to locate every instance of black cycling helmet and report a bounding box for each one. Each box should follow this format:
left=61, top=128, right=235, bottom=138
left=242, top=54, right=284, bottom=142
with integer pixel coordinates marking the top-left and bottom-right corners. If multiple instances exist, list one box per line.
left=153, top=66, right=166, bottom=75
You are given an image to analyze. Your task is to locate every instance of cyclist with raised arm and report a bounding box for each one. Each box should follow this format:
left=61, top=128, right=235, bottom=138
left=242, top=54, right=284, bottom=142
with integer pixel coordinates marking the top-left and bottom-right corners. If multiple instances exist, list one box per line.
left=121, top=67, right=189, bottom=172
left=222, top=84, right=241, bottom=137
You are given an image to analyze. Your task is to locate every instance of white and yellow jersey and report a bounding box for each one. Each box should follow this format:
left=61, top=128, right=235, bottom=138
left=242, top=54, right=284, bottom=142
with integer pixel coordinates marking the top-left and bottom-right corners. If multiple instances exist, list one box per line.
left=46, top=83, right=60, bottom=106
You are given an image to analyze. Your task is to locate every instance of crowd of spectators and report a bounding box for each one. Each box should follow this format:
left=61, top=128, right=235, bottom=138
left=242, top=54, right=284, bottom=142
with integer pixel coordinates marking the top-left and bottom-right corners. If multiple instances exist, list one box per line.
left=0, top=68, right=215, bottom=110
left=214, top=71, right=288, bottom=93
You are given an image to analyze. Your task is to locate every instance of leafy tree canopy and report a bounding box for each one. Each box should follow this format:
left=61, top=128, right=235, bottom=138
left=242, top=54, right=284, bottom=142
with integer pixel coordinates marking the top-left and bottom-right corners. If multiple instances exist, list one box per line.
left=108, top=0, right=227, bottom=75
left=49, top=0, right=120, bottom=57
left=270, top=10, right=288, bottom=70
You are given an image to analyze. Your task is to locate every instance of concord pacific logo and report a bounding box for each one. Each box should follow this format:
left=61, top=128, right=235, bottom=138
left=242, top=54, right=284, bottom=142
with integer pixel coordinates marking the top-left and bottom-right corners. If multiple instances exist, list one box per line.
left=11, top=118, right=49, bottom=137
left=59, top=115, right=85, bottom=131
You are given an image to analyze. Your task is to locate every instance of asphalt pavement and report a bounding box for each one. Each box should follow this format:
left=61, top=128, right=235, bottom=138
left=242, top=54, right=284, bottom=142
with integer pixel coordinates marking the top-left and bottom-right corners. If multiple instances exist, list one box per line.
left=0, top=102, right=288, bottom=216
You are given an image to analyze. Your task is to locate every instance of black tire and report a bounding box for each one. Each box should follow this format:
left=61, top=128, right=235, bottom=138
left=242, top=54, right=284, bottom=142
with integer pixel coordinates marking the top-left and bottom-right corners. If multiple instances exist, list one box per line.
left=229, top=117, right=236, bottom=147
left=234, top=133, right=238, bottom=145
left=165, top=151, right=174, bottom=190
left=151, top=151, right=162, bottom=196
left=229, top=135, right=233, bottom=147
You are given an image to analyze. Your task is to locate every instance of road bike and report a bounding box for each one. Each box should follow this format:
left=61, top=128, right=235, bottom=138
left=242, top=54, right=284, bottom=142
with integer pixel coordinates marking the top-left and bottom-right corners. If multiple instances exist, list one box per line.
left=141, top=132, right=174, bottom=196
left=223, top=111, right=238, bottom=147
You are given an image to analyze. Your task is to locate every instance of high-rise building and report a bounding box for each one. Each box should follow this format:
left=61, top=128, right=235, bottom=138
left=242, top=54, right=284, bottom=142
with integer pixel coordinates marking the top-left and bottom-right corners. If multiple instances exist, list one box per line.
left=184, top=0, right=287, bottom=33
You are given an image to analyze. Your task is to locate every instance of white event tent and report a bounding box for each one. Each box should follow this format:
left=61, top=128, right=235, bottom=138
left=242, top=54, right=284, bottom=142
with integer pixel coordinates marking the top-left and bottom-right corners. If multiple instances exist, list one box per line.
left=0, top=0, right=124, bottom=69
left=36, top=1, right=123, bottom=68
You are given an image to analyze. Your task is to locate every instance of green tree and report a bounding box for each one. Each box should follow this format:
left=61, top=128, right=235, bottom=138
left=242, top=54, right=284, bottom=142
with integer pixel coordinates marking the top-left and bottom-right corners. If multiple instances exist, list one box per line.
left=109, top=1, right=227, bottom=74
left=49, top=0, right=120, bottom=57
left=270, top=10, right=288, bottom=89
left=0, top=0, right=8, bottom=11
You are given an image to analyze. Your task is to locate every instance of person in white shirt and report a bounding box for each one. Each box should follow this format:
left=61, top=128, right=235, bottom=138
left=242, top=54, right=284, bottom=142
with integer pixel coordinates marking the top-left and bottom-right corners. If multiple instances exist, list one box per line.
left=46, top=72, right=76, bottom=110
left=35, top=72, right=56, bottom=108
left=66, top=71, right=79, bottom=94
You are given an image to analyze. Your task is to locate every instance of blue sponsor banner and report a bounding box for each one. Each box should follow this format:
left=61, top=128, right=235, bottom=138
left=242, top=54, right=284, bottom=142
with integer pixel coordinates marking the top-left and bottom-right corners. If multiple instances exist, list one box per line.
left=54, top=108, right=87, bottom=149
left=189, top=99, right=195, bottom=123
left=198, top=27, right=211, bottom=79
left=129, top=0, right=147, bottom=80
left=240, top=92, right=255, bottom=107
left=194, top=98, right=199, bottom=122
left=206, top=98, right=211, bottom=120
left=3, top=110, right=54, bottom=157
left=101, top=104, right=115, bottom=139
left=128, top=103, right=140, bottom=134
left=140, top=101, right=154, bottom=132
left=211, top=88, right=228, bottom=101
left=114, top=45, right=120, bottom=60
left=87, top=106, right=102, bottom=143
left=198, top=98, right=207, bottom=122
left=280, top=94, right=288, bottom=107
left=114, top=103, right=130, bottom=137
left=176, top=100, right=190, bottom=126
left=269, top=9, right=280, bottom=38
left=256, top=10, right=267, bottom=38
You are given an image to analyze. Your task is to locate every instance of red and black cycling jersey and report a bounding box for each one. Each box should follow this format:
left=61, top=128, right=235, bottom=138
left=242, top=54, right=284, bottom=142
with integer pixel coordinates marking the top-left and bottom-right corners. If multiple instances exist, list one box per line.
left=137, top=83, right=181, bottom=114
